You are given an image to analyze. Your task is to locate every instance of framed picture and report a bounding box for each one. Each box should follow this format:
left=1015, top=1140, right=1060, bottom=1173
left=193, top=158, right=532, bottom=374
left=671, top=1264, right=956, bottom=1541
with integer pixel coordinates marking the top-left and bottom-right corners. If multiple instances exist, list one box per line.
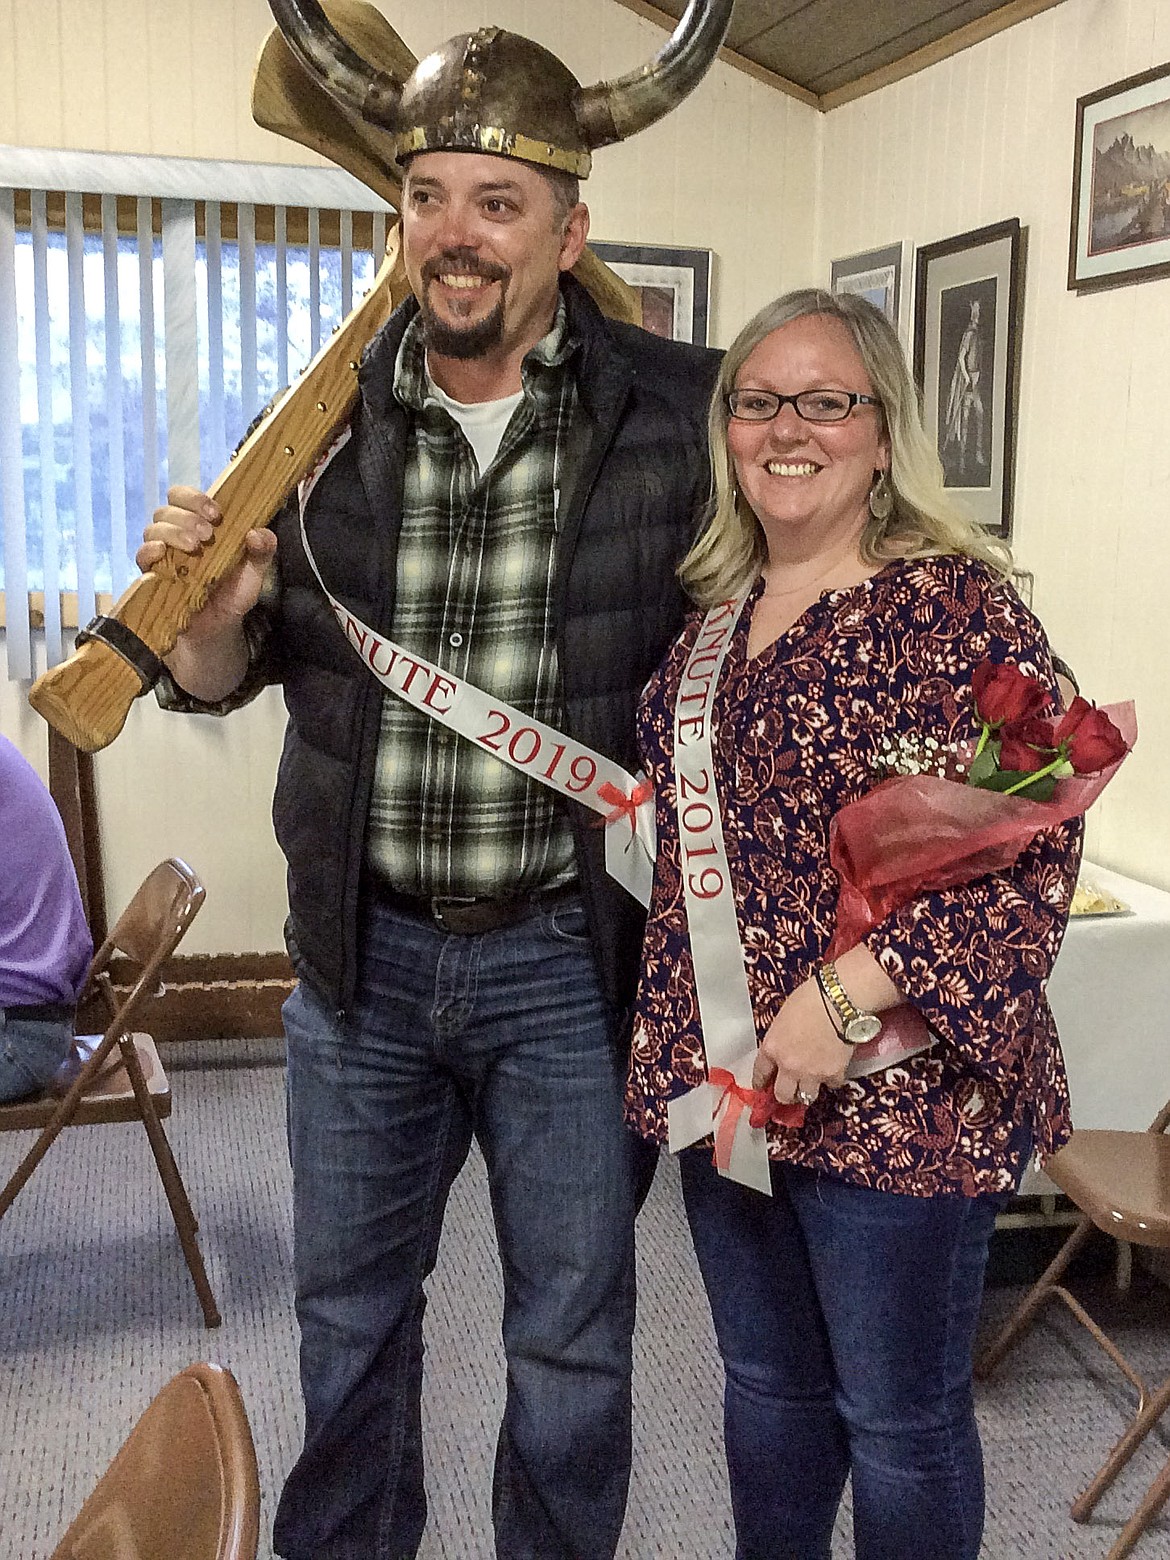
left=913, top=219, right=1024, bottom=538
left=1069, top=60, right=1170, bottom=293
left=829, top=240, right=913, bottom=343
left=590, top=241, right=711, bottom=345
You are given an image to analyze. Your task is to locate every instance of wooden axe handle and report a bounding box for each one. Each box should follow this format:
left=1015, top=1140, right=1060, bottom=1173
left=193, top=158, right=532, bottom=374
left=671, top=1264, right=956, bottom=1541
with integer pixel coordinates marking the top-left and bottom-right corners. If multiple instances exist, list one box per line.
left=29, top=233, right=410, bottom=752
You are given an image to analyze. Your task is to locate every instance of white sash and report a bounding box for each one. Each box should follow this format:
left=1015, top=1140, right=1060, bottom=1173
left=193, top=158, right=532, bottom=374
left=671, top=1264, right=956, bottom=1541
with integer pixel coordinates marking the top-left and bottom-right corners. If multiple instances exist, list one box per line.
left=664, top=590, right=935, bottom=1195
left=665, top=590, right=774, bottom=1194
left=296, top=431, right=656, bottom=907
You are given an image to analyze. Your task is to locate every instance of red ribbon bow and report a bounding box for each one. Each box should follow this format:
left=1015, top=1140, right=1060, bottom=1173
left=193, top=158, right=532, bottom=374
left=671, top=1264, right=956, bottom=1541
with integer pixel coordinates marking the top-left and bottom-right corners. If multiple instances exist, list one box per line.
left=596, top=779, right=653, bottom=837
left=708, top=1068, right=805, bottom=1172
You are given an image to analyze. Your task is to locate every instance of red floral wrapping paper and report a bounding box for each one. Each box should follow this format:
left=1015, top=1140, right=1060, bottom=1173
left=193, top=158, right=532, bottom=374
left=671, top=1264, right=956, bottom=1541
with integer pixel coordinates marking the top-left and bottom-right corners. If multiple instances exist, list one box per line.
left=828, top=700, right=1136, bottom=1071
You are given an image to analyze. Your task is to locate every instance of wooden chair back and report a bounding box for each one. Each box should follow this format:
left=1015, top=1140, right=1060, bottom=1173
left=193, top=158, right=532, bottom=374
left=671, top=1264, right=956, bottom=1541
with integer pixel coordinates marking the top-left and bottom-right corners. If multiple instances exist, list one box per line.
left=48, top=1362, right=259, bottom=1560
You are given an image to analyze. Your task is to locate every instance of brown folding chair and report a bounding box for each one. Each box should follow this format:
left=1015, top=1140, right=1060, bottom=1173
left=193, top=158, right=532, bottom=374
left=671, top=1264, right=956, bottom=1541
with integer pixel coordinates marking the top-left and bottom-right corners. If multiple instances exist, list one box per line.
left=0, top=857, right=220, bottom=1326
left=976, top=1098, right=1170, bottom=1558
left=49, top=1361, right=260, bottom=1560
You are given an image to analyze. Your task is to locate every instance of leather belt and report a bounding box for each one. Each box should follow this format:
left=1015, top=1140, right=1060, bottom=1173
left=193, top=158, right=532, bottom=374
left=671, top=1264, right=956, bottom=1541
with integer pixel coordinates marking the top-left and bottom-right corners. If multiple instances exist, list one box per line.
left=3, top=1001, right=75, bottom=1023
left=374, top=882, right=580, bottom=936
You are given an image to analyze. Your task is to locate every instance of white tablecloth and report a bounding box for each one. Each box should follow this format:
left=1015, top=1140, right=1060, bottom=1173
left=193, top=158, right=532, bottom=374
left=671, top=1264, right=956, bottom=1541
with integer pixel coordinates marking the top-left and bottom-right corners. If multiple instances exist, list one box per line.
left=1019, top=862, right=1170, bottom=1194
left=1048, top=863, right=1170, bottom=1132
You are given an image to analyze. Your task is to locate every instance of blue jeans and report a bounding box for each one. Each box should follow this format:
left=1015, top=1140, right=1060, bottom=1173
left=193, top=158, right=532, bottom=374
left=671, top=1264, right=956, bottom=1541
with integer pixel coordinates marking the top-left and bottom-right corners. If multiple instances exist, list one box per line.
left=272, top=892, right=642, bottom=1560
left=680, top=1150, right=1013, bottom=1560
left=0, top=1008, right=73, bottom=1102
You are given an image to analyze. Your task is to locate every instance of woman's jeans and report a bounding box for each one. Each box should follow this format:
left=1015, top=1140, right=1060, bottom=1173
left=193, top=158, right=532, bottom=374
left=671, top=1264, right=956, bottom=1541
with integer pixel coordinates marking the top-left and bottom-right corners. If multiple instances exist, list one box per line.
left=680, top=1148, right=1013, bottom=1560
left=0, top=1007, right=73, bottom=1102
left=272, top=892, right=642, bottom=1560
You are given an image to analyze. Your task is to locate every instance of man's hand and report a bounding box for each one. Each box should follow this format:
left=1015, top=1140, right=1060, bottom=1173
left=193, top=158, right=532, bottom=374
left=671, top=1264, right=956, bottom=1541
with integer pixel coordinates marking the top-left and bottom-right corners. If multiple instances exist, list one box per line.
left=138, top=486, right=277, bottom=639
left=138, top=486, right=277, bottom=700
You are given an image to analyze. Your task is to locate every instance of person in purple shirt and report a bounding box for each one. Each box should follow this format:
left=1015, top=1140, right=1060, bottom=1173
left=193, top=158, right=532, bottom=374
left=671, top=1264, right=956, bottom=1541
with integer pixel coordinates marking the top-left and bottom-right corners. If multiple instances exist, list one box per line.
left=0, top=735, right=92, bottom=1102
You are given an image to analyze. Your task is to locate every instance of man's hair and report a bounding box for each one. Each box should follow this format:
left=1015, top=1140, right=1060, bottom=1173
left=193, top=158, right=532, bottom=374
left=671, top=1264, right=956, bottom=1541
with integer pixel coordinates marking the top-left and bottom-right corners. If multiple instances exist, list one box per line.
left=680, top=288, right=1012, bottom=605
left=542, top=167, right=581, bottom=228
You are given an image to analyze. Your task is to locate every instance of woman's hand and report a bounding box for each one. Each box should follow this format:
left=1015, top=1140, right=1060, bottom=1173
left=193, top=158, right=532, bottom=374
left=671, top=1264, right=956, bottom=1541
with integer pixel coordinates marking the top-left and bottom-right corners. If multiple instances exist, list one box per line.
left=752, top=947, right=903, bottom=1109
left=752, top=977, right=852, bottom=1108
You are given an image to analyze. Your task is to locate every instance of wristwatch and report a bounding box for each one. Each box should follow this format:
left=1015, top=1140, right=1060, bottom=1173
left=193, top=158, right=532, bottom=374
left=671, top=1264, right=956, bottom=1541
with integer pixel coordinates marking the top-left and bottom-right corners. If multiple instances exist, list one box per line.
left=816, top=962, right=883, bottom=1045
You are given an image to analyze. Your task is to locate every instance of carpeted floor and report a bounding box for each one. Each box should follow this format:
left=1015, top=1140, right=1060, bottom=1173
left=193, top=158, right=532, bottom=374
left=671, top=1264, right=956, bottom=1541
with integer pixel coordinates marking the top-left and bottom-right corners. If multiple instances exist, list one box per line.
left=0, top=1037, right=1167, bottom=1559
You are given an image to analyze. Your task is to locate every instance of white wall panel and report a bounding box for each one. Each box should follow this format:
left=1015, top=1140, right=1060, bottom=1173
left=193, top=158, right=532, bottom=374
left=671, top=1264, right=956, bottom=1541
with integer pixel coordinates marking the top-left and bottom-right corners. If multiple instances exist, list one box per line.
left=8, top=0, right=64, bottom=148
left=91, top=692, right=291, bottom=954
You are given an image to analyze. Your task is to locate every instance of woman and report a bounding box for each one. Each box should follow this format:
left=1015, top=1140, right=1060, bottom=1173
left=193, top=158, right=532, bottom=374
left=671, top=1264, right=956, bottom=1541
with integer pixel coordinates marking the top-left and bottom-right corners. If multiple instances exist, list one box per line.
left=626, top=290, right=1081, bottom=1559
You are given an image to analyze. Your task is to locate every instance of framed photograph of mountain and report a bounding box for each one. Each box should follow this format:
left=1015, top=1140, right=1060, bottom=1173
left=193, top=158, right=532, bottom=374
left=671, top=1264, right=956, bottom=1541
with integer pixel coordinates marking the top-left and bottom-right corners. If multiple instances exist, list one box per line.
left=1069, top=60, right=1170, bottom=292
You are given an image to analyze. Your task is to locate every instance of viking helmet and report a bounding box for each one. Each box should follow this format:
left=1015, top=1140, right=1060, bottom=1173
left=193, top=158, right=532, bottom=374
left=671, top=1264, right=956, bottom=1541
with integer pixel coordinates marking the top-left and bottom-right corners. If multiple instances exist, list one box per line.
left=265, top=0, right=734, bottom=178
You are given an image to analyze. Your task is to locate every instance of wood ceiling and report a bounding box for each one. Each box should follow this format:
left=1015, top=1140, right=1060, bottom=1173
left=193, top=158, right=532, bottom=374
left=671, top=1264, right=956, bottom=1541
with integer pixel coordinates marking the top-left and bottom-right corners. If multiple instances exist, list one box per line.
left=612, top=0, right=1067, bottom=110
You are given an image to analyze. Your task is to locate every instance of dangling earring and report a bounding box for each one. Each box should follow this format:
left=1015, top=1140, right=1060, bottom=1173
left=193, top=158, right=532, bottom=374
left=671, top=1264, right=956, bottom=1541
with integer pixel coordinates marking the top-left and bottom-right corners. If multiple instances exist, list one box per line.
left=868, top=470, right=893, bottom=522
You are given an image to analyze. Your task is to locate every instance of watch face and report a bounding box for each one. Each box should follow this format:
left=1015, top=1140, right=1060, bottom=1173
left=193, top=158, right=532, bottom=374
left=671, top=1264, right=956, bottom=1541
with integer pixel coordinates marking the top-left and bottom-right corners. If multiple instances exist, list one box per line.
left=845, top=1013, right=883, bottom=1045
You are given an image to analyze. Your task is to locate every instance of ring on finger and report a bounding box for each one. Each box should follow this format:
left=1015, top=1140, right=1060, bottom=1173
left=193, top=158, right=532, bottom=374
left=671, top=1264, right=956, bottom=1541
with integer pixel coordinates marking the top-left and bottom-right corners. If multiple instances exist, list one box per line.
left=795, top=1086, right=817, bottom=1107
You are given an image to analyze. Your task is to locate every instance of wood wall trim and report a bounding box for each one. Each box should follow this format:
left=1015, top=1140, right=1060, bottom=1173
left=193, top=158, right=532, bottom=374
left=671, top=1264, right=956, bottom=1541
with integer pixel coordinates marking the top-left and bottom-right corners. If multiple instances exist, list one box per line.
left=817, top=0, right=1068, bottom=111
left=0, top=591, right=115, bottom=632
left=608, top=0, right=1067, bottom=113
left=91, top=951, right=295, bottom=1044
left=47, top=733, right=107, bottom=942
left=606, top=0, right=820, bottom=109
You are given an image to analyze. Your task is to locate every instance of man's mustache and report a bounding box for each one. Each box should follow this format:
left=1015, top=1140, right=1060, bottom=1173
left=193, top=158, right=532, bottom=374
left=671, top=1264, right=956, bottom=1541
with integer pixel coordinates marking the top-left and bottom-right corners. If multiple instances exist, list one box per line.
left=422, top=249, right=510, bottom=287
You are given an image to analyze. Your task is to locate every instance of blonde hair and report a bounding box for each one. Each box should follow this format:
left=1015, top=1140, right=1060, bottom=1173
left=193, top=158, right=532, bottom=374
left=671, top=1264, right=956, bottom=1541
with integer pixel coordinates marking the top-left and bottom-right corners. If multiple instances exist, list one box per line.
left=680, top=288, right=1012, bottom=605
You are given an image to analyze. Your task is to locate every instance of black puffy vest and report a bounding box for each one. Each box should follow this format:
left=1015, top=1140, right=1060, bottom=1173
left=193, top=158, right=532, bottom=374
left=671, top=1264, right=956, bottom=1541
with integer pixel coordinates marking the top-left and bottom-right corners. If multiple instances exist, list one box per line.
left=264, top=275, right=720, bottom=1035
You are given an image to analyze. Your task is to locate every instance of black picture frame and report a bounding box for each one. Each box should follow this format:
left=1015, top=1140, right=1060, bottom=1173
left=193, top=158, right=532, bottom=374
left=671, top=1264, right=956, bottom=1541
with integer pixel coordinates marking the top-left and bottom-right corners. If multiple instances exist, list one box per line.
left=913, top=219, right=1024, bottom=539
left=1069, top=59, right=1170, bottom=293
left=589, top=241, right=711, bottom=345
left=829, top=240, right=913, bottom=345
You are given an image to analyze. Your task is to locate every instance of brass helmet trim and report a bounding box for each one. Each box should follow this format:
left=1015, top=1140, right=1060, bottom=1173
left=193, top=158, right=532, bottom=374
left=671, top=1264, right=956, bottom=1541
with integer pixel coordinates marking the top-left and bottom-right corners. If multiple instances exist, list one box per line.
left=265, top=0, right=733, bottom=176
left=393, top=125, right=592, bottom=179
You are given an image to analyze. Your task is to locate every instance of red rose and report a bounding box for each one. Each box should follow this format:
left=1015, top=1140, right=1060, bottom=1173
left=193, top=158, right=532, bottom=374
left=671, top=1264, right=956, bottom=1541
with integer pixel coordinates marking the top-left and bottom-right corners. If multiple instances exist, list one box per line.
left=1053, top=697, right=1129, bottom=774
left=998, top=716, right=1057, bottom=774
left=972, top=661, right=1052, bottom=728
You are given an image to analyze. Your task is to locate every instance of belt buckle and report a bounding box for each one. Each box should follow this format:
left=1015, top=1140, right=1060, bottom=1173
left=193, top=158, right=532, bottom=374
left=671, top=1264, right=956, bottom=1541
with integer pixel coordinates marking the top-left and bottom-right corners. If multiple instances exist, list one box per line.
left=429, top=897, right=479, bottom=935
left=428, top=895, right=531, bottom=935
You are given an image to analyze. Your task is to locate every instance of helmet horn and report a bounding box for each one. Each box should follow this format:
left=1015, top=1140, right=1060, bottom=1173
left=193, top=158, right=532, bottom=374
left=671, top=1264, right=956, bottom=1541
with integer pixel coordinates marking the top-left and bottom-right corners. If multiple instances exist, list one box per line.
left=574, top=0, right=734, bottom=148
left=266, top=0, right=405, bottom=129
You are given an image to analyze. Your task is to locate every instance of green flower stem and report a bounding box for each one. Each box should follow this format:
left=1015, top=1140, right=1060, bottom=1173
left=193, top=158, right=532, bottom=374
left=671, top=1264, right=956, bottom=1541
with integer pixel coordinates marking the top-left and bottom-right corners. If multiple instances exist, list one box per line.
left=1003, top=753, right=1063, bottom=796
left=972, top=724, right=991, bottom=762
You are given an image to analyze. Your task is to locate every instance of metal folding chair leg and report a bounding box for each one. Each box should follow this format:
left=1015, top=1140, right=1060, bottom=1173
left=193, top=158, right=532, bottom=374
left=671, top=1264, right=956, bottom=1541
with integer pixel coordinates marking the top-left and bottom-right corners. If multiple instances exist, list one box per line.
left=975, top=1213, right=1096, bottom=1379
left=119, top=1033, right=221, bottom=1327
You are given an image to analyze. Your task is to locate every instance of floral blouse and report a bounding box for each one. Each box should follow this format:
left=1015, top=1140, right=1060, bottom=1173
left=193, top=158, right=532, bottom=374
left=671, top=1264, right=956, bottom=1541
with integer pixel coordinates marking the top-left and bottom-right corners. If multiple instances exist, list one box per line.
left=626, top=555, right=1082, bottom=1197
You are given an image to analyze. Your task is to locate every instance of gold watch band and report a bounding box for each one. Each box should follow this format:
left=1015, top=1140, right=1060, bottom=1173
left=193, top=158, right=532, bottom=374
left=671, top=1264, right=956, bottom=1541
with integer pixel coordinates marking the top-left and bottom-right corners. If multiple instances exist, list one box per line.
left=816, top=961, right=882, bottom=1045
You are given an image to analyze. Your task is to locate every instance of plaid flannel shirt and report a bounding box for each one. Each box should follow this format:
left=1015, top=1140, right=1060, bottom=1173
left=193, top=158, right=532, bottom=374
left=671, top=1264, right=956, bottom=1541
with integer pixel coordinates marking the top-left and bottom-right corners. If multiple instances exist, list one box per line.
left=367, top=304, right=580, bottom=899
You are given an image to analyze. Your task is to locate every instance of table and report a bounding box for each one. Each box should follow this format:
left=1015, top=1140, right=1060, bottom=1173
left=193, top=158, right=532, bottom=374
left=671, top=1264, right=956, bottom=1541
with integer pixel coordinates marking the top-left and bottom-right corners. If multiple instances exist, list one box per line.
left=1019, top=861, right=1170, bottom=1196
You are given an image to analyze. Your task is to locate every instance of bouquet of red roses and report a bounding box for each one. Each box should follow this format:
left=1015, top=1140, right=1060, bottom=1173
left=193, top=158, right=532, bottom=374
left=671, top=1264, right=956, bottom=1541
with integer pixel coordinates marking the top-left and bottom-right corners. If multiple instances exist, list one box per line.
left=821, top=662, right=1135, bottom=1076
left=749, top=663, right=1134, bottom=1129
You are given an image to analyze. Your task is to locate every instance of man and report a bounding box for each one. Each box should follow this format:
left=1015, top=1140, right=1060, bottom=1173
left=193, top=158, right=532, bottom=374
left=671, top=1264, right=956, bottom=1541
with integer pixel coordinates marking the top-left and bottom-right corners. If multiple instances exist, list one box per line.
left=137, top=8, right=728, bottom=1556
left=0, top=735, right=91, bottom=1103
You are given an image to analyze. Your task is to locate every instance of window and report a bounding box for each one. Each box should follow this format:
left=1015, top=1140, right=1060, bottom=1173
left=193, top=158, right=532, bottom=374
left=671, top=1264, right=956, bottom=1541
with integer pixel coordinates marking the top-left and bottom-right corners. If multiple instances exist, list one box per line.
left=0, top=151, right=390, bottom=678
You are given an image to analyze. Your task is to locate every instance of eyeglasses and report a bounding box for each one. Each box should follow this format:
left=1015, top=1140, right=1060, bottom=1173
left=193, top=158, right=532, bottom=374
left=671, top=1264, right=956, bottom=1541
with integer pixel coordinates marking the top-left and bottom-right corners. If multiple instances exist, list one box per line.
left=727, top=389, right=882, bottom=424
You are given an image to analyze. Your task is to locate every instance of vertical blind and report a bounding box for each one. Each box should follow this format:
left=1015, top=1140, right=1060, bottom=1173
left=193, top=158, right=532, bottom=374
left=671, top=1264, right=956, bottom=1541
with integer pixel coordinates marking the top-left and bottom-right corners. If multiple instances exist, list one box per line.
left=0, top=163, right=390, bottom=680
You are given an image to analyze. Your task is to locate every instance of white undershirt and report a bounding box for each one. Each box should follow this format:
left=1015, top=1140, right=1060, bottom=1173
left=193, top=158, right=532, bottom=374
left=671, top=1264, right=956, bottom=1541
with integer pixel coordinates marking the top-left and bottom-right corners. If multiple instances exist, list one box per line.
left=424, top=366, right=524, bottom=476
